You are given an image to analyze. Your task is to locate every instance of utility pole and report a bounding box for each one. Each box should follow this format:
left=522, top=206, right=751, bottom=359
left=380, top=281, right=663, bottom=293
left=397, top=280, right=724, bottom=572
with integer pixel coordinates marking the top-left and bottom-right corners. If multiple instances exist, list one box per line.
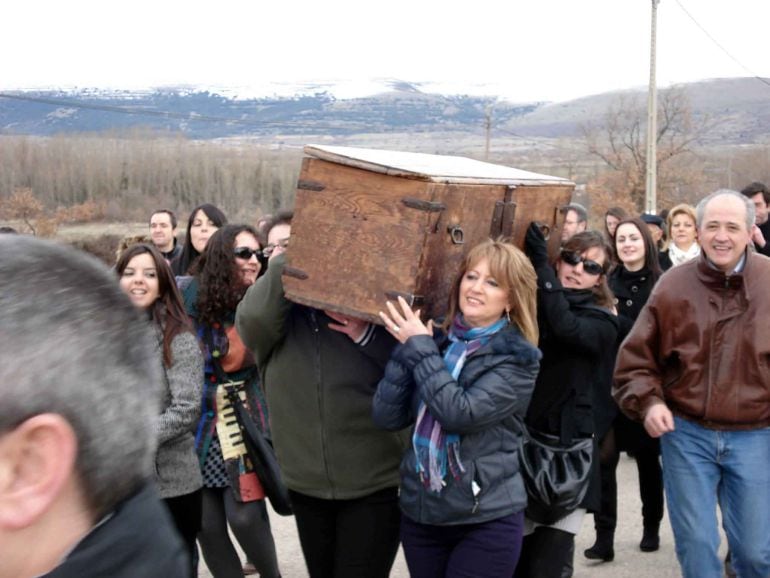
left=645, top=0, right=660, bottom=214
left=484, top=106, right=492, bottom=161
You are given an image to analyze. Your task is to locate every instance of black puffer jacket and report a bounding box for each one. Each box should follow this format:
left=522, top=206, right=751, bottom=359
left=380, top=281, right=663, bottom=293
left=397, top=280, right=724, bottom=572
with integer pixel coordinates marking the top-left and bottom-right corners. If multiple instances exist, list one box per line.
left=373, top=325, right=540, bottom=526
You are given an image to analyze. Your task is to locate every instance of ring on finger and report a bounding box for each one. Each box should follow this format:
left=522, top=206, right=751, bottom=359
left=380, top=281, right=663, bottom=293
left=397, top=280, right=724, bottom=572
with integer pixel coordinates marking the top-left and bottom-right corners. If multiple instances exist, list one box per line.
left=392, top=325, right=400, bottom=333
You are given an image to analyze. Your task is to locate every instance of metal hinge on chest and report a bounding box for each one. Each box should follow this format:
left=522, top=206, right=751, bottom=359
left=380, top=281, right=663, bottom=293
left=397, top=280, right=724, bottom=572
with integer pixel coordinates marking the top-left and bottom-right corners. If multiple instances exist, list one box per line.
left=490, top=186, right=517, bottom=238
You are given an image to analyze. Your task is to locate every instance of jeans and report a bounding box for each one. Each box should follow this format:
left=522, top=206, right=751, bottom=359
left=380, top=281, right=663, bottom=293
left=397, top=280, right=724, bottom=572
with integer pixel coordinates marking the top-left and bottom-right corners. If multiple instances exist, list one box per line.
left=660, top=416, right=770, bottom=578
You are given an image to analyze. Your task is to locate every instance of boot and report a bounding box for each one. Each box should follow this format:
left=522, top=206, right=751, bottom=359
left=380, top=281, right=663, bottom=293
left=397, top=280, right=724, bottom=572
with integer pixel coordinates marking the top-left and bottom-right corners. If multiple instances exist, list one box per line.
left=640, top=525, right=660, bottom=552
left=584, top=530, right=615, bottom=561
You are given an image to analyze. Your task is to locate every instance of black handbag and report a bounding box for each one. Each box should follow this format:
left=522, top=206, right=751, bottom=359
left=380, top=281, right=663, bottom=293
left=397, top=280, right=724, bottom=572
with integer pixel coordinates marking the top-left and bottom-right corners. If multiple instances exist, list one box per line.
left=517, top=421, right=594, bottom=525
left=222, top=383, right=294, bottom=516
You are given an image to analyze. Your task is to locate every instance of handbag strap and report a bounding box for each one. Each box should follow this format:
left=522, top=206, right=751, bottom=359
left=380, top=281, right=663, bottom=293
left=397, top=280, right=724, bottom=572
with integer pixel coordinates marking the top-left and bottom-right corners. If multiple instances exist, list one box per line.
left=203, top=326, right=231, bottom=385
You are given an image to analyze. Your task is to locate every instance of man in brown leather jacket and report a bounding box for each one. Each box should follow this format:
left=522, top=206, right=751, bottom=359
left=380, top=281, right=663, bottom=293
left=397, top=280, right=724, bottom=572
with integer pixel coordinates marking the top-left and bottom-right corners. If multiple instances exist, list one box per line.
left=614, top=190, right=770, bottom=578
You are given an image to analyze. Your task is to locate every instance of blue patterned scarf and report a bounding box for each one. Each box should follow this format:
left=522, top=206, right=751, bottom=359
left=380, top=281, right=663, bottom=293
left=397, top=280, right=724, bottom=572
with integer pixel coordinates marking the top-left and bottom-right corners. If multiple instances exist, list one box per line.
left=412, top=314, right=507, bottom=492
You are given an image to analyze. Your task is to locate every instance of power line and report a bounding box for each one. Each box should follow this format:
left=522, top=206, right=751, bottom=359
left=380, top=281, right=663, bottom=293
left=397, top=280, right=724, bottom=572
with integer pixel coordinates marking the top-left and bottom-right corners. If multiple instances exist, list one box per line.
left=673, top=0, right=770, bottom=89
left=0, top=91, right=381, bottom=133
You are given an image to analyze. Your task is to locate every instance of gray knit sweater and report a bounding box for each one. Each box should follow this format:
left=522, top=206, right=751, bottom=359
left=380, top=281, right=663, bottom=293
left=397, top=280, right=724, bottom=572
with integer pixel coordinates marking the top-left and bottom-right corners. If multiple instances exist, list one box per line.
left=154, top=328, right=204, bottom=499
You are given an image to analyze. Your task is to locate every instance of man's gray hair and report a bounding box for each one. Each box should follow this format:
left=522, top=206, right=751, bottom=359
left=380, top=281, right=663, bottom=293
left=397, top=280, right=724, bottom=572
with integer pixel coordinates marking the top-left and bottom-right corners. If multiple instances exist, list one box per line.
left=0, top=236, right=161, bottom=516
left=696, top=189, right=755, bottom=232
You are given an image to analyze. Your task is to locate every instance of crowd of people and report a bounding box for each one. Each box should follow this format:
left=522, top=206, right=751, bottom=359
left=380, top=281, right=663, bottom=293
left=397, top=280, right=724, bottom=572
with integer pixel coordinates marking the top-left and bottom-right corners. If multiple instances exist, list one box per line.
left=2, top=180, right=769, bottom=578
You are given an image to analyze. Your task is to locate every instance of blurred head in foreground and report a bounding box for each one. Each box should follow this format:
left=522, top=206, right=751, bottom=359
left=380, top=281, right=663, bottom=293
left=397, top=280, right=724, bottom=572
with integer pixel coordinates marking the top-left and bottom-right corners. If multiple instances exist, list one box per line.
left=0, top=235, right=163, bottom=577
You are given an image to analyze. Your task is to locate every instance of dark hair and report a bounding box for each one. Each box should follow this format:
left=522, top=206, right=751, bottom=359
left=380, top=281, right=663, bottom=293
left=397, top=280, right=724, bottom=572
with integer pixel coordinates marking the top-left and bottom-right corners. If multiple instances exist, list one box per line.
left=173, top=203, right=228, bottom=275
left=614, top=217, right=663, bottom=282
left=115, top=243, right=194, bottom=367
left=604, top=207, right=629, bottom=237
left=150, top=209, right=178, bottom=229
left=0, top=226, right=18, bottom=234
left=740, top=182, right=770, bottom=205
left=194, top=224, right=260, bottom=327
left=558, top=231, right=615, bottom=309
left=562, top=203, right=588, bottom=223
left=263, top=209, right=294, bottom=241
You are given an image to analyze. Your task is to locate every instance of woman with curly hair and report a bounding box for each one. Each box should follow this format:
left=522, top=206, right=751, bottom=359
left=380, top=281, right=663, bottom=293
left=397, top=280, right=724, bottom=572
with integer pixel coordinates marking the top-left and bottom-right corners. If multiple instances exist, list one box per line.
left=182, top=224, right=280, bottom=578
left=171, top=203, right=228, bottom=276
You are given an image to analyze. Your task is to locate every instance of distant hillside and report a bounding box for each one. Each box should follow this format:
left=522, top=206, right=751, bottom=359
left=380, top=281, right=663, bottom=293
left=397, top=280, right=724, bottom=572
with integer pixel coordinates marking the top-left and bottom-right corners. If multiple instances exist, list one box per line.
left=504, top=77, right=770, bottom=144
left=1, top=77, right=768, bottom=145
left=0, top=87, right=539, bottom=139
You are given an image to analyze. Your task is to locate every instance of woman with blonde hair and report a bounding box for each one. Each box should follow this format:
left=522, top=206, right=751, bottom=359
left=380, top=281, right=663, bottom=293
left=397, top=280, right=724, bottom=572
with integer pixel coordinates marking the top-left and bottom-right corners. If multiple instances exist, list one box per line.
left=373, top=238, right=541, bottom=577
left=661, top=203, right=700, bottom=269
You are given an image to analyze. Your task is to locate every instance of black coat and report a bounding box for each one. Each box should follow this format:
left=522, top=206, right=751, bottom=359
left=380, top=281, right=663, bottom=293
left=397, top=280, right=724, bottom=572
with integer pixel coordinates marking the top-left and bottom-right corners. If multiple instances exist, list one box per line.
left=44, top=484, right=188, bottom=577
left=525, top=265, right=619, bottom=513
left=608, top=266, right=661, bottom=452
left=658, top=250, right=673, bottom=271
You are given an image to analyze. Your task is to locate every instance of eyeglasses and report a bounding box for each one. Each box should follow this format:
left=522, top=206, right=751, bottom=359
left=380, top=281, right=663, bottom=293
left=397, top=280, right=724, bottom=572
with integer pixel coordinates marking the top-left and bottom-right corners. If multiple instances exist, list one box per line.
left=560, top=250, right=604, bottom=276
left=263, top=237, right=290, bottom=257
left=234, top=247, right=264, bottom=260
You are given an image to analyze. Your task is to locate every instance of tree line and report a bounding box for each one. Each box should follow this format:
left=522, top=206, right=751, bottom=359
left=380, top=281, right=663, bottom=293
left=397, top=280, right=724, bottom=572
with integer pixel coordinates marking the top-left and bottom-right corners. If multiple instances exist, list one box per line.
left=0, top=130, right=303, bottom=225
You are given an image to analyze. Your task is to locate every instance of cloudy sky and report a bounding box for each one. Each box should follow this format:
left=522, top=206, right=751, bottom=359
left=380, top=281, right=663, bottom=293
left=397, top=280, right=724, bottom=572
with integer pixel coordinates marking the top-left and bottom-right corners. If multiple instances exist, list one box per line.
left=2, top=0, right=768, bottom=102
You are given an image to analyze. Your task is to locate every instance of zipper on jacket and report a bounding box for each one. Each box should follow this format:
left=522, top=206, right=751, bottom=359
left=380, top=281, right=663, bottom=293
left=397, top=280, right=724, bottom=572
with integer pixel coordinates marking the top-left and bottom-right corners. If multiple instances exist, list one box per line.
left=309, top=309, right=335, bottom=494
left=471, top=479, right=481, bottom=514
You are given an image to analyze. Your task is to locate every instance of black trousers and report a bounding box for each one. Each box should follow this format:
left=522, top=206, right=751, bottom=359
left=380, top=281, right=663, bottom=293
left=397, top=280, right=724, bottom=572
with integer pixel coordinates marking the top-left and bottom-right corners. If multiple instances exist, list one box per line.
left=514, top=527, right=575, bottom=578
left=163, top=489, right=202, bottom=578
left=289, top=487, right=401, bottom=578
left=593, top=427, right=664, bottom=533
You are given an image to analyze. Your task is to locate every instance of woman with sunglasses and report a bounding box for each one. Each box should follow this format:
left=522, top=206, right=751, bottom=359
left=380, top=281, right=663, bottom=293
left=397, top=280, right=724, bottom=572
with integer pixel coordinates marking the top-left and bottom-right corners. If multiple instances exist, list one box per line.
left=182, top=224, right=280, bottom=578
left=116, top=243, right=204, bottom=576
left=515, top=225, right=619, bottom=577
left=584, top=217, right=665, bottom=563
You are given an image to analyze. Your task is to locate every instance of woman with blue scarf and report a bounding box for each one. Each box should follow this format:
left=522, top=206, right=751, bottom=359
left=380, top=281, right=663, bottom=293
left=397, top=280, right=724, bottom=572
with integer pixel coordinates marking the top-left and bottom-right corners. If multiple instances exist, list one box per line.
left=373, top=239, right=541, bottom=577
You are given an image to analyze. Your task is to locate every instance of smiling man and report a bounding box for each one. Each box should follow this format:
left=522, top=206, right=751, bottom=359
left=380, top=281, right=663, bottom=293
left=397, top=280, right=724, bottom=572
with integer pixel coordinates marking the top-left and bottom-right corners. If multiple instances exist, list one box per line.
left=149, top=209, right=181, bottom=262
left=613, top=190, right=770, bottom=578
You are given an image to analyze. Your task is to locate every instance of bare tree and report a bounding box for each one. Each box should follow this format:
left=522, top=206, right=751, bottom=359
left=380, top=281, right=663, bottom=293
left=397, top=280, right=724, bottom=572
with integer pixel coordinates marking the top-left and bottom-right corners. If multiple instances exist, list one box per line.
left=0, top=188, right=45, bottom=235
left=582, top=86, right=713, bottom=211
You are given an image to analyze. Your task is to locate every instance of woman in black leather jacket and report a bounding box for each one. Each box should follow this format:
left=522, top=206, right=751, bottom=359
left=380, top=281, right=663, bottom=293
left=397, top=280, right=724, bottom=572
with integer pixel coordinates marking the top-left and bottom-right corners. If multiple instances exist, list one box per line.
left=374, top=239, right=541, bottom=578
left=515, top=226, right=619, bottom=578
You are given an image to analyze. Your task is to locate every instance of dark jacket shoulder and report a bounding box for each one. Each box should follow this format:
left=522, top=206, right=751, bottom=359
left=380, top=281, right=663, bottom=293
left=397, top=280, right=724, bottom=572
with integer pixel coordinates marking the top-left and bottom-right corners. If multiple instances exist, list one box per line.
left=44, top=484, right=188, bottom=578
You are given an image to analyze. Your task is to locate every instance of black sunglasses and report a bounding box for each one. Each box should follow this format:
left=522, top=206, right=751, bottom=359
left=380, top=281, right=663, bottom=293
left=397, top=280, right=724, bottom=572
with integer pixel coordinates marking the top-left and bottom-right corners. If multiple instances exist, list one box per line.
left=560, top=250, right=604, bottom=276
left=234, top=247, right=264, bottom=260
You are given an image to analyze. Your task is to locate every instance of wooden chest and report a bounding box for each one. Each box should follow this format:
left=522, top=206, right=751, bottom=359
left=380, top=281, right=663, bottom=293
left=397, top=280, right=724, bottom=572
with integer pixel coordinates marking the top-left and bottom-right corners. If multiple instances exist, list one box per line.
left=283, top=145, right=574, bottom=323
